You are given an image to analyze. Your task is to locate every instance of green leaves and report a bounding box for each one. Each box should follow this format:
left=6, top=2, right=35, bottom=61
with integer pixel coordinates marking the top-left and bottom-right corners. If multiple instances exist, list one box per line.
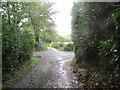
left=2, top=1, right=56, bottom=84
left=98, top=40, right=112, bottom=56
left=71, top=2, right=120, bottom=88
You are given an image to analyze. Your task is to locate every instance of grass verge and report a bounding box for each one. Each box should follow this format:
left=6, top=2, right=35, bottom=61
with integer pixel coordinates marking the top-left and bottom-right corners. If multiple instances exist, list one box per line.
left=3, top=57, right=40, bottom=88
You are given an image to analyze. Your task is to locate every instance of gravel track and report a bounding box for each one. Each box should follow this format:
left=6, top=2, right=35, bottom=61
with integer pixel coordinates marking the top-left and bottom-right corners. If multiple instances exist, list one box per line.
left=13, top=47, right=79, bottom=88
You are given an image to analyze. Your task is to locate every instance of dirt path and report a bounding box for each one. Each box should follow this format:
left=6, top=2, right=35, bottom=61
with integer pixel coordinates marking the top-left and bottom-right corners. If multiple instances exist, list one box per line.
left=14, top=47, right=79, bottom=88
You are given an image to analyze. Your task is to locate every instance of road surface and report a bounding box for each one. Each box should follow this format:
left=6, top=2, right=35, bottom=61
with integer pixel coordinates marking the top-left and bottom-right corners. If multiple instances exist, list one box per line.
left=14, top=47, right=79, bottom=88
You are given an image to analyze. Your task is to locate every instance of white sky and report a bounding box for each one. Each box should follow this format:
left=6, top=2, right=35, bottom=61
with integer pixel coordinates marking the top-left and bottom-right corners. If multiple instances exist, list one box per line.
left=47, top=0, right=74, bottom=36
left=46, top=0, right=119, bottom=36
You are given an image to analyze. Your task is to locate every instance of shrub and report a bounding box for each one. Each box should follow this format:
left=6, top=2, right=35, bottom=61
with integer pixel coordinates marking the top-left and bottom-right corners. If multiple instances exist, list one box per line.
left=71, top=2, right=120, bottom=88
left=50, top=42, right=73, bottom=51
left=35, top=41, right=49, bottom=51
left=49, top=43, right=60, bottom=49
left=64, top=43, right=73, bottom=51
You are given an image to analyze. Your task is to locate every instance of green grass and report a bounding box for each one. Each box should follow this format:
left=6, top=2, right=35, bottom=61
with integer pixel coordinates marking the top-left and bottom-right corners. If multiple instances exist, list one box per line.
left=58, top=47, right=64, bottom=51
left=3, top=57, right=40, bottom=88
left=34, top=42, right=49, bottom=51
left=49, top=42, right=73, bottom=51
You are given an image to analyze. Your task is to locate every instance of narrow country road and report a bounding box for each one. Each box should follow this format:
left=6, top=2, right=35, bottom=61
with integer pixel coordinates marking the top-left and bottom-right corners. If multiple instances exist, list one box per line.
left=14, top=47, right=79, bottom=88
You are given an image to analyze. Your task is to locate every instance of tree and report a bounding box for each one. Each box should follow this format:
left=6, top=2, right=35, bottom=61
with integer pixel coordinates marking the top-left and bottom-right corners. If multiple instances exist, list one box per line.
left=71, top=2, right=120, bottom=88
left=1, top=1, right=56, bottom=83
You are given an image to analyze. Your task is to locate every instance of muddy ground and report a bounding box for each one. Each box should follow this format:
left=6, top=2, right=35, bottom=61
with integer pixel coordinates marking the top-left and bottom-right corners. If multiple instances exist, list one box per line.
left=13, top=47, right=80, bottom=88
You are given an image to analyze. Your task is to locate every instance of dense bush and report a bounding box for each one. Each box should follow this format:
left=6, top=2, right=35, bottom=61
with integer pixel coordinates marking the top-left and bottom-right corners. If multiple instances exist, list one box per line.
left=2, top=2, right=34, bottom=82
left=64, top=43, right=73, bottom=51
left=50, top=42, right=73, bottom=51
left=2, top=1, right=55, bottom=84
left=71, top=2, right=120, bottom=88
left=49, top=42, right=61, bottom=49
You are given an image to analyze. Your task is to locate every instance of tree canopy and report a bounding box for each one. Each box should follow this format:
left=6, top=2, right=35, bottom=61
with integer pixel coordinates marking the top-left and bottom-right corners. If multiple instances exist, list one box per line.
left=2, top=1, right=56, bottom=83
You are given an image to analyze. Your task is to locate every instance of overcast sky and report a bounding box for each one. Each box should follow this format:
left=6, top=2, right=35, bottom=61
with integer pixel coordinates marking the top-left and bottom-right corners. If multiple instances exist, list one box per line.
left=46, top=0, right=119, bottom=36
left=47, top=0, right=74, bottom=36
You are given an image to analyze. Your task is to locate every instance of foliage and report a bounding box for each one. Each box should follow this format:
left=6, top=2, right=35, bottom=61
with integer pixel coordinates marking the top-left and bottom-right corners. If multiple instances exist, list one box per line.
left=3, top=57, right=40, bottom=88
left=2, top=2, right=34, bottom=79
left=50, top=42, right=73, bottom=51
left=1, top=1, right=55, bottom=85
left=49, top=42, right=61, bottom=49
left=35, top=41, right=49, bottom=51
left=27, top=2, right=56, bottom=44
left=64, top=43, right=73, bottom=51
left=71, top=2, right=120, bottom=88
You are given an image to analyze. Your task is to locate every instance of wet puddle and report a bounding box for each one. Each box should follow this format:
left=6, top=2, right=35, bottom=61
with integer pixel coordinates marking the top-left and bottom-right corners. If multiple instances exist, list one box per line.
left=59, top=60, right=70, bottom=88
